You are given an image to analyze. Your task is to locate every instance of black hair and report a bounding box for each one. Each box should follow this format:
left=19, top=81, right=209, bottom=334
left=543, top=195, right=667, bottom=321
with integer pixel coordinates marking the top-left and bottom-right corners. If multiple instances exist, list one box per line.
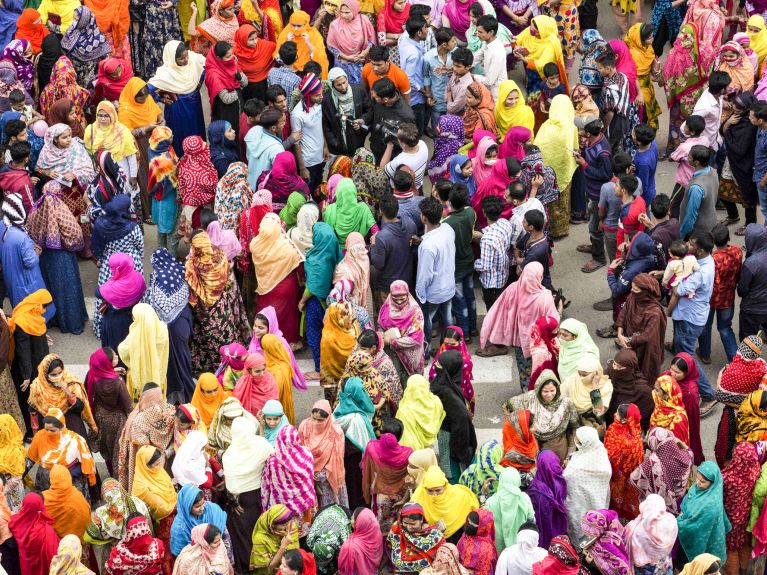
left=523, top=209, right=545, bottom=231
left=372, top=77, right=396, bottom=99
left=469, top=1, right=484, bottom=16
left=708, top=70, right=732, bottom=95
left=302, top=60, right=322, bottom=77
left=8, top=89, right=25, bottom=105
left=452, top=47, right=474, bottom=67
left=434, top=178, right=453, bottom=201
left=669, top=239, right=688, bottom=258
left=265, top=84, right=287, bottom=104
left=393, top=169, right=414, bottom=192
left=283, top=549, right=304, bottom=573
left=397, top=122, right=419, bottom=147
left=619, top=174, right=639, bottom=195
left=596, top=51, right=617, bottom=67
left=148, top=448, right=162, bottom=466
left=420, top=197, right=444, bottom=225
left=685, top=114, right=705, bottom=136
left=689, top=144, right=713, bottom=167
left=204, top=524, right=221, bottom=545
left=176, top=406, right=193, bottom=424
left=650, top=194, right=671, bottom=219
left=464, top=511, right=480, bottom=536
left=711, top=223, right=730, bottom=248
left=752, top=100, right=767, bottom=121
left=381, top=417, right=404, bottom=440
left=47, top=358, right=64, bottom=374
left=690, top=230, right=714, bottom=254
left=278, top=41, right=298, bottom=65
left=8, top=140, right=31, bottom=163
left=260, top=108, right=284, bottom=130
left=612, top=152, right=633, bottom=176
left=506, top=181, right=527, bottom=202
left=405, top=15, right=427, bottom=37
left=200, top=208, right=217, bottom=229
left=476, top=14, right=498, bottom=34
left=213, top=41, right=231, bottom=59
left=380, top=194, right=399, bottom=219
left=435, top=27, right=454, bottom=45
left=449, top=184, right=469, bottom=209
left=4, top=119, right=26, bottom=140
left=369, top=45, right=390, bottom=63
left=633, top=123, right=656, bottom=146
left=481, top=195, right=504, bottom=222
left=542, top=62, right=559, bottom=78
left=43, top=416, right=64, bottom=429
left=243, top=98, right=266, bottom=118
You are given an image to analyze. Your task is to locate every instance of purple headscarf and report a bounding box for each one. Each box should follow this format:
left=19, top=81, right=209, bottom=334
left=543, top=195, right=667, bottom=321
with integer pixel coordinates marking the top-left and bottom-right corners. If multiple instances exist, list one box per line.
left=247, top=305, right=307, bottom=390
left=1, top=39, right=34, bottom=92
left=527, top=450, right=568, bottom=549
left=580, top=510, right=632, bottom=575
left=427, top=114, right=465, bottom=179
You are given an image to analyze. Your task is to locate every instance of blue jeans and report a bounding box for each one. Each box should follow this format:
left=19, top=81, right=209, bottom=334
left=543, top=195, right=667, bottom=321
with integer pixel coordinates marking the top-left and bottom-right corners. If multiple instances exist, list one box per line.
left=452, top=272, right=477, bottom=336
left=421, top=299, right=452, bottom=357
left=673, top=319, right=714, bottom=400
left=698, top=307, right=737, bottom=362
left=758, top=184, right=767, bottom=222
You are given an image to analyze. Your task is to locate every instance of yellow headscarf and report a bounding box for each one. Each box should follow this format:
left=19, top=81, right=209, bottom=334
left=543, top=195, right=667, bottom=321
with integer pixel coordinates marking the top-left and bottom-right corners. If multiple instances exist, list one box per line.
left=736, top=390, right=767, bottom=442
left=261, top=334, right=295, bottom=425
left=191, top=372, right=227, bottom=428
left=131, top=445, right=177, bottom=520
left=395, top=375, right=445, bottom=450
left=515, top=15, right=567, bottom=80
left=495, top=80, right=535, bottom=139
left=748, top=15, right=767, bottom=71
left=117, top=303, right=169, bottom=401
left=0, top=414, right=25, bottom=476
left=84, top=101, right=138, bottom=162
left=411, top=466, right=479, bottom=538
left=117, top=77, right=163, bottom=130
left=625, top=23, right=655, bottom=76
left=534, top=94, right=579, bottom=190
left=274, top=11, right=329, bottom=78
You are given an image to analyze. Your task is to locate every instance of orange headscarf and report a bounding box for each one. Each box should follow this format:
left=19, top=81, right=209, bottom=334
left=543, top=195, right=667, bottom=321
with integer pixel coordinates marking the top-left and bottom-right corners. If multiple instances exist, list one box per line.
left=298, top=399, right=346, bottom=493
left=191, top=372, right=227, bottom=428
left=117, top=77, right=163, bottom=130
left=42, top=464, right=91, bottom=539
left=84, top=0, right=130, bottom=46
left=261, top=334, right=295, bottom=424
left=14, top=9, right=50, bottom=53
left=500, top=409, right=538, bottom=472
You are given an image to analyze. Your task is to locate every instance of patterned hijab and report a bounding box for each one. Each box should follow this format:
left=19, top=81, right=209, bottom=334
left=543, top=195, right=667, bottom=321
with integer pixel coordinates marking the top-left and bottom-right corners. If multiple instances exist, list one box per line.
left=26, top=181, right=84, bottom=252
left=60, top=6, right=111, bottom=62
left=146, top=247, right=190, bottom=323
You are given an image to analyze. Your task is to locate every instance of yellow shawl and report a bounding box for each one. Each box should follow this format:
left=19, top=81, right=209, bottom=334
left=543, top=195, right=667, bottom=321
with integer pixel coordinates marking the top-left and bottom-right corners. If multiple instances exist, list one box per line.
left=495, top=80, right=535, bottom=138
left=84, top=101, right=138, bottom=162
left=117, top=303, right=169, bottom=400
left=411, top=466, right=479, bottom=538
left=131, top=445, right=177, bottom=520
left=534, top=94, right=578, bottom=190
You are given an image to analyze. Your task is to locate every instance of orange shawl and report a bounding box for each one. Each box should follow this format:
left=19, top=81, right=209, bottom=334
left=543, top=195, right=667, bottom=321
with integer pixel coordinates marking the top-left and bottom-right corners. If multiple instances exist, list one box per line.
left=42, top=464, right=92, bottom=539
left=500, top=409, right=538, bottom=472
left=261, top=334, right=295, bottom=424
left=298, top=399, right=345, bottom=492
left=319, top=302, right=360, bottom=387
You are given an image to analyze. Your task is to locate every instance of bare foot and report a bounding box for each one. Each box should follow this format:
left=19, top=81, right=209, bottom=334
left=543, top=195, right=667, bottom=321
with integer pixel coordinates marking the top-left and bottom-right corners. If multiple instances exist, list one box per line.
left=305, top=370, right=320, bottom=380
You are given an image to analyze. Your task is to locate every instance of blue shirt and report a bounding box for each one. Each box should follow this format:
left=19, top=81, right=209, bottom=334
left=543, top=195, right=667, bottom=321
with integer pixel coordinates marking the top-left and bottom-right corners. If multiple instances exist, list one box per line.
left=416, top=223, right=455, bottom=304
left=754, top=127, right=767, bottom=185
left=679, top=167, right=708, bottom=238
left=423, top=47, right=452, bottom=112
left=399, top=36, right=425, bottom=106
left=672, top=253, right=715, bottom=326
left=633, top=140, right=658, bottom=206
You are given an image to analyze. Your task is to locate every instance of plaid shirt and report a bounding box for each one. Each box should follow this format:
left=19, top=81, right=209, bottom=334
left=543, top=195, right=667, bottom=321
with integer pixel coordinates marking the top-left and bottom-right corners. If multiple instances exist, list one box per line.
left=710, top=245, right=743, bottom=309
left=474, top=218, right=513, bottom=289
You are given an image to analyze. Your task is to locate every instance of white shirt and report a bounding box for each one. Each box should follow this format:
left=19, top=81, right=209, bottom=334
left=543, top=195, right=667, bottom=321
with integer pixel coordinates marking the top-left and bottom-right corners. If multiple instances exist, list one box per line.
left=473, top=36, right=508, bottom=100
left=384, top=140, right=429, bottom=189
left=692, top=90, right=723, bottom=151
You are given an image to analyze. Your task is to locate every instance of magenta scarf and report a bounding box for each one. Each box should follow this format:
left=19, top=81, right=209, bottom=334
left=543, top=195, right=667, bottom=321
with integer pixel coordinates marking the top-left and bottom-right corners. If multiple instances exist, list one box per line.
left=338, top=509, right=384, bottom=575
left=100, top=252, right=146, bottom=309
left=363, top=432, right=413, bottom=469
left=247, top=305, right=307, bottom=391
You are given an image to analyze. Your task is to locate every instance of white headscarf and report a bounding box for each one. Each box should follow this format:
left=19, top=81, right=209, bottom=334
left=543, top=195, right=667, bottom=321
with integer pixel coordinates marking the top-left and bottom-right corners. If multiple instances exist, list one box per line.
left=221, top=417, right=273, bottom=494
left=171, top=430, right=209, bottom=487
left=563, top=427, right=612, bottom=542
left=495, top=528, right=548, bottom=575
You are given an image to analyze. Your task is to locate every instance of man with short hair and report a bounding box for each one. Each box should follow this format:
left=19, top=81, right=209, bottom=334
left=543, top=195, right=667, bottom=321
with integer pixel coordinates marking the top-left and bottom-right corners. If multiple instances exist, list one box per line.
left=399, top=15, right=430, bottom=133
left=679, top=145, right=718, bottom=239
left=359, top=77, right=416, bottom=162
left=380, top=122, right=429, bottom=189
left=362, top=45, right=412, bottom=103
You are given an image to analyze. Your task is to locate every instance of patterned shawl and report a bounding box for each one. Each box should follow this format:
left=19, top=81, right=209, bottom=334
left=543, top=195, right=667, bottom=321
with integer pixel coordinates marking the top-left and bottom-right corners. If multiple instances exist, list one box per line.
left=26, top=181, right=84, bottom=252
left=60, top=6, right=111, bottom=62
left=261, top=425, right=317, bottom=517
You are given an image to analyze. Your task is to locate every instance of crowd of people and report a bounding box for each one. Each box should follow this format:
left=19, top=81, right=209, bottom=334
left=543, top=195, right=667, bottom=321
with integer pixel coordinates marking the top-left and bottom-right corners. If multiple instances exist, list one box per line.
left=1, top=0, right=767, bottom=572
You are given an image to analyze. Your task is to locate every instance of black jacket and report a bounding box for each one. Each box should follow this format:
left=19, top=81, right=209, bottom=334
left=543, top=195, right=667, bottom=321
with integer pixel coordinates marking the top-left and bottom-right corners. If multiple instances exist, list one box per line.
left=321, top=83, right=371, bottom=157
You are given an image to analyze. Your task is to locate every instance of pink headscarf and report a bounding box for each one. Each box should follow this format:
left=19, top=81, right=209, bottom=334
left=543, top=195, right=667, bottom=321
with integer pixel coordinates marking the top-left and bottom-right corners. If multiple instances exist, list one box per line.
left=207, top=220, right=242, bottom=261
left=327, top=0, right=376, bottom=55
left=99, top=252, right=146, bottom=309
left=608, top=39, right=638, bottom=100
left=233, top=353, right=280, bottom=416
left=479, top=262, right=559, bottom=354
left=498, top=126, right=532, bottom=160
left=247, top=306, right=307, bottom=390
left=337, top=508, right=384, bottom=575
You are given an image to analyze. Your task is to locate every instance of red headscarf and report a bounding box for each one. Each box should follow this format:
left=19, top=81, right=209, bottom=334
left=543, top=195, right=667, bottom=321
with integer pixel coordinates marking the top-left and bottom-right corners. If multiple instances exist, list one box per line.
left=204, top=45, right=242, bottom=106
left=178, top=136, right=218, bottom=207
left=8, top=492, right=60, bottom=575
left=338, top=508, right=384, bottom=575
left=233, top=353, right=280, bottom=417
left=14, top=9, right=50, bottom=53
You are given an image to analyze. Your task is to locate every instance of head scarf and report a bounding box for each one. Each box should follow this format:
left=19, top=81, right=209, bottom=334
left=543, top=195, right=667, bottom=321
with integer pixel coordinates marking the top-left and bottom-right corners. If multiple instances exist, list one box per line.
left=534, top=93, right=578, bottom=190
left=148, top=40, right=206, bottom=95
left=117, top=77, right=162, bottom=130
left=185, top=231, right=230, bottom=307
left=15, top=9, right=50, bottom=53
left=678, top=461, right=730, bottom=561
left=42, top=464, right=91, bottom=538
left=261, top=425, right=317, bottom=516
left=8, top=492, right=59, bottom=575
left=287, top=202, right=320, bottom=255
left=191, top=373, right=227, bottom=427
left=222, top=416, right=273, bottom=493
left=259, top=151, right=310, bottom=203
left=146, top=247, right=189, bottom=324
left=96, top=58, right=134, bottom=101
left=526, top=449, right=568, bottom=549
left=412, top=466, right=479, bottom=538
left=1, top=39, right=34, bottom=92
left=26, top=181, right=84, bottom=252
left=327, top=0, right=376, bottom=54
left=486, top=467, right=534, bottom=550
left=49, top=534, right=95, bottom=575
left=171, top=429, right=209, bottom=487
left=622, top=494, right=678, bottom=568
left=305, top=222, right=343, bottom=299
left=428, top=114, right=465, bottom=178
left=46, top=98, right=83, bottom=139
left=625, top=23, right=655, bottom=76
left=60, top=6, right=111, bottom=62
left=580, top=510, right=631, bottom=575
left=338, top=508, right=383, bottom=575
left=333, top=376, right=376, bottom=451
left=495, top=80, right=535, bottom=136
left=99, top=252, right=146, bottom=308
left=557, top=318, right=600, bottom=382
left=104, top=516, right=163, bottom=575
left=396, top=374, right=446, bottom=450
left=178, top=136, right=217, bottom=206
left=533, top=535, right=589, bottom=575
left=250, top=212, right=305, bottom=295
left=456, top=510, right=497, bottom=575
left=170, top=484, right=227, bottom=556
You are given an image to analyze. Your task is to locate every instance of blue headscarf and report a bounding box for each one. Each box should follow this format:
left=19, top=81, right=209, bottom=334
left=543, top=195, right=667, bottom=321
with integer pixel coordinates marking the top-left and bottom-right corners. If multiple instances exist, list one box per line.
left=208, top=120, right=239, bottom=177
left=170, top=484, right=228, bottom=556
left=91, top=194, right=137, bottom=259
left=262, top=399, right=289, bottom=446
left=448, top=154, right=476, bottom=198
left=678, top=461, right=730, bottom=563
left=305, top=222, right=342, bottom=300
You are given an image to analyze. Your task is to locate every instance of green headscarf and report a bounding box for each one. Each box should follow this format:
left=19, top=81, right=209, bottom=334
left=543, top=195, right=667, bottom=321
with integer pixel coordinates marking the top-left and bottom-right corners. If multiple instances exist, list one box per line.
left=322, top=178, right=376, bottom=244
left=279, top=192, right=307, bottom=229
left=678, top=461, right=731, bottom=563
left=485, top=467, right=535, bottom=551
left=305, top=222, right=342, bottom=299
left=332, top=376, right=376, bottom=451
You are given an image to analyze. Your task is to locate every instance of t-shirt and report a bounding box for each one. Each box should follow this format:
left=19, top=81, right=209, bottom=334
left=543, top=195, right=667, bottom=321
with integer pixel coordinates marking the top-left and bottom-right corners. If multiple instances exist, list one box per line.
left=362, top=62, right=412, bottom=95
left=290, top=104, right=324, bottom=168
left=383, top=141, right=429, bottom=189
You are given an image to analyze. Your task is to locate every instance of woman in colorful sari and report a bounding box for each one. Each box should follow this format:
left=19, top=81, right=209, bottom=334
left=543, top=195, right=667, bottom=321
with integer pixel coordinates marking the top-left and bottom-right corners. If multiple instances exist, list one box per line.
left=7, top=492, right=59, bottom=575
left=534, top=94, right=577, bottom=238
left=42, top=464, right=90, bottom=538
left=663, top=23, right=707, bottom=154
left=722, top=442, right=759, bottom=573
left=0, top=415, right=26, bottom=512
left=626, top=23, right=661, bottom=129
left=527, top=450, right=567, bottom=549
left=104, top=515, right=164, bottom=574
left=651, top=374, right=690, bottom=446
left=622, top=494, right=677, bottom=575
left=629, top=426, right=692, bottom=515
left=39, top=56, right=88, bottom=120
left=250, top=504, right=299, bottom=575
left=327, top=0, right=375, bottom=83
left=499, top=409, right=537, bottom=481
left=60, top=6, right=111, bottom=88
left=185, top=231, right=250, bottom=373
left=25, top=181, right=87, bottom=334
left=387, top=503, right=445, bottom=574
left=562, top=426, right=611, bottom=542
left=678, top=462, right=731, bottom=565
left=397, top=374, right=446, bottom=451
left=378, top=281, right=425, bottom=385
left=603, top=403, right=644, bottom=520
left=318, top=301, right=359, bottom=403
left=412, top=466, right=479, bottom=542
left=148, top=41, right=207, bottom=156
left=579, top=510, right=631, bottom=575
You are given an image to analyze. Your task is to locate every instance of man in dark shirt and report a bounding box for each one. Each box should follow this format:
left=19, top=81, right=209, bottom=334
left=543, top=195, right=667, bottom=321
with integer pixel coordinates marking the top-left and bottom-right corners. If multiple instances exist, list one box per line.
left=359, top=77, right=416, bottom=163
left=515, top=209, right=552, bottom=290
left=444, top=184, right=477, bottom=339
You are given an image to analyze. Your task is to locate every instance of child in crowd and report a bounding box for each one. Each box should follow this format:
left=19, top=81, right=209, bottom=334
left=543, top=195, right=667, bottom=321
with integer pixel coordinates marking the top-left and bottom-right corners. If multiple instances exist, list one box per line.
left=539, top=62, right=567, bottom=117
left=632, top=123, right=658, bottom=207
left=663, top=238, right=700, bottom=313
